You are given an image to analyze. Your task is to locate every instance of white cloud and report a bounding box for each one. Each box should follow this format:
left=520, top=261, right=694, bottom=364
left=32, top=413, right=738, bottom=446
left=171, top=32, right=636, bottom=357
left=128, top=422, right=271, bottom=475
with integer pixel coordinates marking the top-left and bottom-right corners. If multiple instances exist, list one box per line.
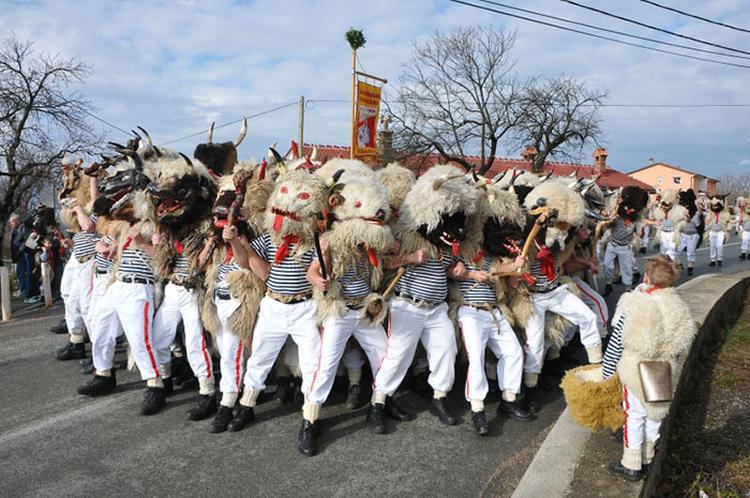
left=1, top=0, right=749, bottom=175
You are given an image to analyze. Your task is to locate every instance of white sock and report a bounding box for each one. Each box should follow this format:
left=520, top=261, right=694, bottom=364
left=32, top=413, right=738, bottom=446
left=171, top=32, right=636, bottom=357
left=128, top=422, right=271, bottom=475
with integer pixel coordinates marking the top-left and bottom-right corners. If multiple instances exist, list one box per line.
left=470, top=399, right=485, bottom=412
left=70, top=333, right=85, bottom=344
left=433, top=390, right=447, bottom=400
left=159, top=362, right=171, bottom=379
left=523, top=372, right=539, bottom=389
left=586, top=345, right=603, bottom=364
left=146, top=377, right=164, bottom=388
left=95, top=369, right=111, bottom=377
left=302, top=402, right=321, bottom=423
left=198, top=376, right=215, bottom=396
left=621, top=447, right=642, bottom=471
left=371, top=391, right=387, bottom=405
left=239, top=388, right=261, bottom=407
left=502, top=390, right=517, bottom=402
left=221, top=391, right=238, bottom=408
left=347, top=368, right=362, bottom=386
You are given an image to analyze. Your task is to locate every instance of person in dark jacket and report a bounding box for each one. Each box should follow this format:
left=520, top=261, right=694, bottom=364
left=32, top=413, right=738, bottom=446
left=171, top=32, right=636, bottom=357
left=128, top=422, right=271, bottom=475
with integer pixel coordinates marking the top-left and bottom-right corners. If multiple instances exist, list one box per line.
left=9, top=213, right=29, bottom=297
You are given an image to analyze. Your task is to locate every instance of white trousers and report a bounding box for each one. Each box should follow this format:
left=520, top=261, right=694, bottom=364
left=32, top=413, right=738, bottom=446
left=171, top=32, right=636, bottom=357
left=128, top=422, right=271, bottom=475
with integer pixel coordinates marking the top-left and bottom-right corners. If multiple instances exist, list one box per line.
left=641, top=225, right=650, bottom=247
left=153, top=283, right=213, bottom=381
left=622, top=385, right=661, bottom=470
left=87, top=273, right=122, bottom=369
left=679, top=233, right=699, bottom=263
left=305, top=309, right=387, bottom=404
left=373, top=299, right=457, bottom=397
left=91, top=280, right=158, bottom=380
left=342, top=342, right=365, bottom=370
left=572, top=277, right=609, bottom=337
left=214, top=297, right=245, bottom=394
left=60, top=257, right=94, bottom=337
left=525, top=286, right=600, bottom=376
left=604, top=242, right=634, bottom=286
left=243, top=297, right=320, bottom=394
left=708, top=230, right=725, bottom=262
left=742, top=231, right=750, bottom=253
left=457, top=306, right=523, bottom=402
left=659, top=231, right=676, bottom=260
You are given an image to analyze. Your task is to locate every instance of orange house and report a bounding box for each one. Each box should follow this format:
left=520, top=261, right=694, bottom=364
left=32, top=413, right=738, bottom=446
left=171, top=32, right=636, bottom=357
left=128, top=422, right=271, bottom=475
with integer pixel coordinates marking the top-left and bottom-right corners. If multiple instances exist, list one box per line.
left=627, top=162, right=718, bottom=195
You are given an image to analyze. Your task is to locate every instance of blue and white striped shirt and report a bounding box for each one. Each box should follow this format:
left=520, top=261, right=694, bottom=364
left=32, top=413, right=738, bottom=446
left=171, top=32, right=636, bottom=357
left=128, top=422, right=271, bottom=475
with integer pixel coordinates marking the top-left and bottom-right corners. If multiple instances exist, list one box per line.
left=118, top=248, right=154, bottom=281
left=457, top=257, right=496, bottom=305
left=251, top=233, right=314, bottom=296
left=529, top=252, right=559, bottom=293
left=173, top=255, right=190, bottom=278
left=216, top=259, right=241, bottom=291
left=602, top=313, right=626, bottom=379
left=73, top=215, right=98, bottom=260
left=394, top=249, right=451, bottom=303
left=339, top=252, right=371, bottom=299
left=94, top=236, right=114, bottom=273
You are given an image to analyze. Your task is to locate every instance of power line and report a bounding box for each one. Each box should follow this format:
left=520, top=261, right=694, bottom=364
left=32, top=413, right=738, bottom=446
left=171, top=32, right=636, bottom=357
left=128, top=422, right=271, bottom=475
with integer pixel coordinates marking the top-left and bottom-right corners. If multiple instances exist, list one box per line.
left=77, top=107, right=131, bottom=136
left=446, top=0, right=750, bottom=69
left=311, top=98, right=750, bottom=108
left=161, top=101, right=298, bottom=145
left=476, top=0, right=750, bottom=61
left=640, top=0, right=750, bottom=35
left=561, top=0, right=750, bottom=56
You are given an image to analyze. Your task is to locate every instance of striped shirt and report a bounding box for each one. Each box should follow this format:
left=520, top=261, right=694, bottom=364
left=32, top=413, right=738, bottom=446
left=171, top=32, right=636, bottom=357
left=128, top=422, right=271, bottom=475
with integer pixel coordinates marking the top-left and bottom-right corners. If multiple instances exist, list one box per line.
left=94, top=236, right=114, bottom=273
left=457, top=257, right=496, bottom=305
left=708, top=212, right=723, bottom=231
left=118, top=248, right=154, bottom=281
left=602, top=313, right=626, bottom=379
left=394, top=249, right=451, bottom=303
left=251, top=233, right=314, bottom=296
left=338, top=251, right=371, bottom=299
left=529, top=252, right=559, bottom=293
left=216, top=259, right=241, bottom=292
left=72, top=215, right=98, bottom=260
left=173, top=255, right=190, bottom=278
left=610, top=218, right=636, bottom=246
left=681, top=212, right=701, bottom=235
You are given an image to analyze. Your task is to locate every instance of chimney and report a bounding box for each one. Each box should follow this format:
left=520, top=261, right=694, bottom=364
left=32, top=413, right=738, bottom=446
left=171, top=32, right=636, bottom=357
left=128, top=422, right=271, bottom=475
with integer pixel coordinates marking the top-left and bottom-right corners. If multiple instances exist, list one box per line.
left=521, top=145, right=537, bottom=163
left=592, top=147, right=608, bottom=174
left=377, top=114, right=394, bottom=166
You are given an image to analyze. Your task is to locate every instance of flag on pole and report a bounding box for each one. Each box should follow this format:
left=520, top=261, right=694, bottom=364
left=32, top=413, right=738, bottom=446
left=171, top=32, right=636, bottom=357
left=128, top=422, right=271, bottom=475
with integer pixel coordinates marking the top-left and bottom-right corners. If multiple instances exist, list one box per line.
left=353, top=81, right=382, bottom=160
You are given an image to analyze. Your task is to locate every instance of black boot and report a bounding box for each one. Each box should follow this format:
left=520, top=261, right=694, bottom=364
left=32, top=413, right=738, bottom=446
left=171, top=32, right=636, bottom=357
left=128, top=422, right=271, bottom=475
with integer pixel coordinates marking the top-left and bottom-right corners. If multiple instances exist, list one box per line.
left=607, top=461, right=643, bottom=481
left=49, top=318, right=68, bottom=334
left=275, top=376, right=293, bottom=404
left=471, top=411, right=489, bottom=436
left=602, top=284, right=613, bottom=297
left=632, top=271, right=641, bottom=284
left=141, top=387, right=166, bottom=416
left=345, top=383, right=361, bottom=410
left=297, top=419, right=317, bottom=457
left=162, top=377, right=174, bottom=396
left=228, top=405, right=255, bottom=432
left=638, top=247, right=646, bottom=254
left=210, top=405, right=234, bottom=433
left=188, top=394, right=217, bottom=421
left=498, top=398, right=534, bottom=421
left=79, top=358, right=95, bottom=375
left=56, top=342, right=86, bottom=361
left=687, top=266, right=694, bottom=276
left=385, top=396, right=414, bottom=421
left=430, top=398, right=457, bottom=426
left=718, top=260, right=723, bottom=267
left=77, top=371, right=116, bottom=396
left=740, top=253, right=746, bottom=260
left=366, top=403, right=386, bottom=434
left=409, top=372, right=433, bottom=399
left=708, top=261, right=716, bottom=267
left=521, top=386, right=540, bottom=414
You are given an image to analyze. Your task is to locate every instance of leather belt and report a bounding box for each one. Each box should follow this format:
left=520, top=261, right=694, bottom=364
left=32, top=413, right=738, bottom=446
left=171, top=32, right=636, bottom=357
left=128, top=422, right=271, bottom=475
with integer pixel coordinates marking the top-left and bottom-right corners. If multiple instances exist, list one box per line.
left=531, top=283, right=560, bottom=294
left=215, top=290, right=232, bottom=300
left=117, top=274, right=154, bottom=285
left=266, top=290, right=311, bottom=304
left=394, top=291, right=441, bottom=309
left=464, top=302, right=496, bottom=311
left=76, top=254, right=94, bottom=263
left=95, top=270, right=110, bottom=275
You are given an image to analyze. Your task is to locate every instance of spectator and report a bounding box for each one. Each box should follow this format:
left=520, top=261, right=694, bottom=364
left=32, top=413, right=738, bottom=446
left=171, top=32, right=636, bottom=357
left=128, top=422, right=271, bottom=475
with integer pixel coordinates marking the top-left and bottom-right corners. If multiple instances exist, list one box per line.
left=9, top=213, right=29, bottom=298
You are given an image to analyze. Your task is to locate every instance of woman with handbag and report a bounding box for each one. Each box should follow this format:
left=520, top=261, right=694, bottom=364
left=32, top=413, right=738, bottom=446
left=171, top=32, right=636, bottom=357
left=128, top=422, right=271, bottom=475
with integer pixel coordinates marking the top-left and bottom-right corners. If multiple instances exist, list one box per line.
left=601, top=254, right=697, bottom=481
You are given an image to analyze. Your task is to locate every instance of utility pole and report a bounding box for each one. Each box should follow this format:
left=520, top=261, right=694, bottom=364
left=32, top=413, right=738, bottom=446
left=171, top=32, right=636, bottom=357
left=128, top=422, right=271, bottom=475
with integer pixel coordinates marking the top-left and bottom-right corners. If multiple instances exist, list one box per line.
left=298, top=95, right=305, bottom=157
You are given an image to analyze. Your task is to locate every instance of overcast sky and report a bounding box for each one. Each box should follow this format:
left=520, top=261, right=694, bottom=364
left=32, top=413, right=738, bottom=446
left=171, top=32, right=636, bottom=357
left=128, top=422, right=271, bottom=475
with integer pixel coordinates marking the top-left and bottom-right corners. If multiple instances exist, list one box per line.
left=3, top=0, right=749, bottom=178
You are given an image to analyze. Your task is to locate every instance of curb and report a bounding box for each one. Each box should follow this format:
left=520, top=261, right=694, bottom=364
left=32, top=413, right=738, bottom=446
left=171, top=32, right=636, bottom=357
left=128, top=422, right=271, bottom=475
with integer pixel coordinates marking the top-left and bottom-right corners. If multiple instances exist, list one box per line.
left=512, top=270, right=750, bottom=498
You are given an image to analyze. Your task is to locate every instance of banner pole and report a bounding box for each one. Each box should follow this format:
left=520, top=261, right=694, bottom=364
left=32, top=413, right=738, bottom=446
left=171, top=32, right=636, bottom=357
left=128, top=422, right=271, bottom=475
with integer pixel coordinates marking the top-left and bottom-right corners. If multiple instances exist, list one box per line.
left=351, top=48, right=356, bottom=159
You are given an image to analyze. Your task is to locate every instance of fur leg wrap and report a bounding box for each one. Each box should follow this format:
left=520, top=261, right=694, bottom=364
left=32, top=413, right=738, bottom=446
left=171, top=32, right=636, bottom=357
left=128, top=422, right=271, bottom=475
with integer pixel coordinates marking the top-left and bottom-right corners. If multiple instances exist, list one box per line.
left=371, top=391, right=387, bottom=405
left=433, top=390, right=448, bottom=400
left=643, top=440, right=657, bottom=465
left=70, top=332, right=86, bottom=344
left=95, top=369, right=111, bottom=377
left=524, top=372, right=539, bottom=388
left=502, top=390, right=517, bottom=402
left=159, top=362, right=171, bottom=379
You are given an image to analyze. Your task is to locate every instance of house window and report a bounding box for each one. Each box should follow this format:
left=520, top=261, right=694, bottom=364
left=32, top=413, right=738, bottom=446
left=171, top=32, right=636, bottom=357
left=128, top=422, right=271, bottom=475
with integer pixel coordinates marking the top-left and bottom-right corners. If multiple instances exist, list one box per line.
left=657, top=177, right=663, bottom=185
left=673, top=177, right=681, bottom=184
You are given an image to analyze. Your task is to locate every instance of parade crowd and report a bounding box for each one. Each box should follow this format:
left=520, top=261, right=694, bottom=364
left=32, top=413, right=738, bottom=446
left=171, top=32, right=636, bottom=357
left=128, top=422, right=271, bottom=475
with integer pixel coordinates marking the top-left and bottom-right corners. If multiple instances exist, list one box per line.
left=8, top=127, right=722, bottom=479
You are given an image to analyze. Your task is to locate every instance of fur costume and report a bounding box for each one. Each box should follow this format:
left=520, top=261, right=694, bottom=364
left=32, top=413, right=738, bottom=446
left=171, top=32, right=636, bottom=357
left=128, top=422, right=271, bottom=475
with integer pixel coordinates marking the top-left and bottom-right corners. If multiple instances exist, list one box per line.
left=376, top=162, right=416, bottom=219
left=705, top=195, right=731, bottom=241
left=315, top=158, right=375, bottom=183
left=561, top=364, right=623, bottom=431
left=58, top=160, right=93, bottom=232
left=495, top=169, right=541, bottom=205
left=193, top=118, right=248, bottom=176
left=652, top=189, right=688, bottom=246
left=523, top=180, right=586, bottom=251
left=313, top=175, right=393, bottom=324
left=614, top=287, right=697, bottom=420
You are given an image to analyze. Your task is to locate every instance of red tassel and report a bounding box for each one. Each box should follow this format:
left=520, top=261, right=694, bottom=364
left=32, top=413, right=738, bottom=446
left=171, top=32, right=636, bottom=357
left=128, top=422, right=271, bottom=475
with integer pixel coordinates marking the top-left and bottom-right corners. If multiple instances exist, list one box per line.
left=452, top=241, right=460, bottom=257
left=366, top=247, right=379, bottom=268
left=175, top=240, right=184, bottom=255
left=535, top=245, right=556, bottom=281
left=470, top=250, right=486, bottom=264
left=224, top=246, right=234, bottom=263
left=274, top=235, right=300, bottom=264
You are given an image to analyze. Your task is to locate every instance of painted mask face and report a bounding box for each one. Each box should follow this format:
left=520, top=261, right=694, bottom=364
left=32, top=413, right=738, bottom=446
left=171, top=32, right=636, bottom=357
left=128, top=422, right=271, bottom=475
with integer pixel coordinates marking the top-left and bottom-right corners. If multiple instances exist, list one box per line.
left=417, top=210, right=468, bottom=256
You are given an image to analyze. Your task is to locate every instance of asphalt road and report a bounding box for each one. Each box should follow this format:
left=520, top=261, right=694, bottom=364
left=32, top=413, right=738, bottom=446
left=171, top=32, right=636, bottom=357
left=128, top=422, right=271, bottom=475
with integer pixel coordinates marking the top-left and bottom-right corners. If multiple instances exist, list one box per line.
left=0, top=236, right=745, bottom=498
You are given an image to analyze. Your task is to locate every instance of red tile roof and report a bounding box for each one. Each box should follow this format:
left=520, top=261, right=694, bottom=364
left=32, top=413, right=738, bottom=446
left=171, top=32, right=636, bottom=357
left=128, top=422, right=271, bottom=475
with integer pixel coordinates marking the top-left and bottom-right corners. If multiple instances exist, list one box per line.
left=300, top=144, right=653, bottom=192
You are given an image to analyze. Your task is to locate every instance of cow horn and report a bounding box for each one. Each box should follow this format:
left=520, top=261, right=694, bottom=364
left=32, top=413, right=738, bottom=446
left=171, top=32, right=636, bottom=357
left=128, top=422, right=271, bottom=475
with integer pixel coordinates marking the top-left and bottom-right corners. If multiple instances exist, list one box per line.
left=234, top=117, right=248, bottom=147
left=331, top=169, right=346, bottom=185
left=178, top=153, right=193, bottom=168
left=108, top=141, right=127, bottom=150
left=510, top=169, right=521, bottom=187
left=136, top=126, right=161, bottom=157
left=311, top=146, right=319, bottom=162
left=493, top=170, right=508, bottom=184
left=207, top=122, right=215, bottom=144
left=432, top=174, right=463, bottom=191
left=269, top=147, right=287, bottom=175
left=131, top=129, right=142, bottom=141
left=119, top=149, right=144, bottom=172
left=541, top=167, right=554, bottom=181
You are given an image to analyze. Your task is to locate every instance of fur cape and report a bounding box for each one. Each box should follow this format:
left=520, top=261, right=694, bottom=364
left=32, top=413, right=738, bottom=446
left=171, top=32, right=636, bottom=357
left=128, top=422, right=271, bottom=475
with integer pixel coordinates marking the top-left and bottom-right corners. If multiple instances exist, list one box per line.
left=315, top=158, right=375, bottom=182
left=59, top=168, right=93, bottom=233
left=614, top=287, right=697, bottom=420
left=705, top=198, right=731, bottom=241
left=562, top=364, right=623, bottom=432
left=376, top=162, right=416, bottom=215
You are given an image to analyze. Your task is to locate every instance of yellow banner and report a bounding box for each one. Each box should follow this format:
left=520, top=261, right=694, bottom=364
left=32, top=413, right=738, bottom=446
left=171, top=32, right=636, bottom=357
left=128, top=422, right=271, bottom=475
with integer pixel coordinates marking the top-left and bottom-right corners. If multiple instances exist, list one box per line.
left=353, top=81, right=382, bottom=159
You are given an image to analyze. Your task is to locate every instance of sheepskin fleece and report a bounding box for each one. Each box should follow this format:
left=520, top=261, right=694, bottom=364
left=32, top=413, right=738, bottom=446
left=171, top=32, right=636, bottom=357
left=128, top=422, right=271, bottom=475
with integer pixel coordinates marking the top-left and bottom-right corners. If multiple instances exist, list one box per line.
left=704, top=208, right=731, bottom=242
left=376, top=162, right=416, bottom=211
left=315, top=158, right=375, bottom=182
left=461, top=184, right=526, bottom=259
left=524, top=181, right=586, bottom=227
left=217, top=166, right=275, bottom=236
left=652, top=204, right=689, bottom=245
left=494, top=170, right=541, bottom=190
left=59, top=169, right=93, bottom=233
left=615, top=287, right=697, bottom=420
left=151, top=222, right=208, bottom=282
left=562, top=364, right=623, bottom=432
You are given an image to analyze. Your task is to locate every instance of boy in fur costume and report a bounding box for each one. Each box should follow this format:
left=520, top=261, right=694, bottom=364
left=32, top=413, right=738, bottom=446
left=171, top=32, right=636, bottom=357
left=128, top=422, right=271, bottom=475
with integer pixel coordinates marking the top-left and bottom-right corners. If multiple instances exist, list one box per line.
left=367, top=164, right=478, bottom=433
left=147, top=155, right=219, bottom=421
left=677, top=189, right=702, bottom=275
left=199, top=164, right=271, bottom=433
left=603, top=255, right=696, bottom=481
left=228, top=170, right=326, bottom=449
left=304, top=174, right=393, bottom=455
left=737, top=197, right=750, bottom=259
left=448, top=181, right=533, bottom=435
left=647, top=189, right=687, bottom=264
left=56, top=158, right=98, bottom=361
left=705, top=195, right=730, bottom=267
left=521, top=181, right=602, bottom=411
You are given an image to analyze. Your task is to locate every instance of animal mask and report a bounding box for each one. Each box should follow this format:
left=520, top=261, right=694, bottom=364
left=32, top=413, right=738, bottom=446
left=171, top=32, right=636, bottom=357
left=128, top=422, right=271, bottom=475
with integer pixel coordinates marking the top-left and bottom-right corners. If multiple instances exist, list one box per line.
left=264, top=170, right=327, bottom=246
left=617, top=186, right=649, bottom=222
left=193, top=118, right=247, bottom=177
left=524, top=180, right=586, bottom=251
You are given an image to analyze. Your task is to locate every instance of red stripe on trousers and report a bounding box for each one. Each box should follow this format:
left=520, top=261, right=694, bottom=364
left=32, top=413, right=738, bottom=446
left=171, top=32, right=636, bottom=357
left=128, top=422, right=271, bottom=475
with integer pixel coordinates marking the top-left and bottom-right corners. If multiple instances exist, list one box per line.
left=201, top=330, right=212, bottom=379
left=234, top=340, right=243, bottom=390
left=576, top=282, right=606, bottom=325
left=623, top=386, right=630, bottom=448
left=306, top=326, right=325, bottom=402
left=143, top=302, right=160, bottom=378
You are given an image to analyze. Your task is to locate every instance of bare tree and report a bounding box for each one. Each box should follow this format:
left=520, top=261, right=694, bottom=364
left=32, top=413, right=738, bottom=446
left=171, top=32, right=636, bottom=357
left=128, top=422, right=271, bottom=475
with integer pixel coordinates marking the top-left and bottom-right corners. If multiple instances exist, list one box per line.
left=717, top=172, right=750, bottom=203
left=0, top=35, right=99, bottom=246
left=386, top=26, right=523, bottom=175
left=515, top=76, right=606, bottom=173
